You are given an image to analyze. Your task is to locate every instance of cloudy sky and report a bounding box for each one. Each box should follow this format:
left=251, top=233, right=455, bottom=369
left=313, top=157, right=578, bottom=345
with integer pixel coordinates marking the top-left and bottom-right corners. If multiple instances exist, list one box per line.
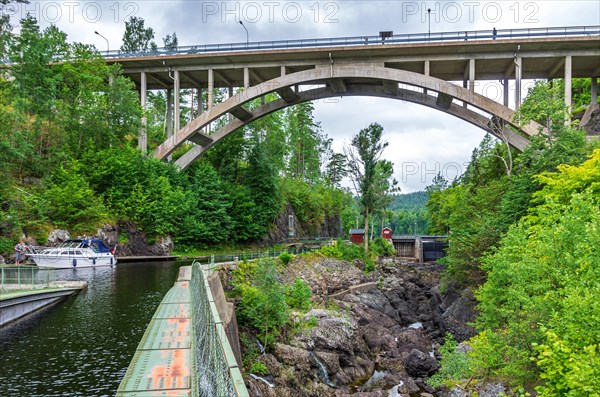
left=5, top=0, right=600, bottom=191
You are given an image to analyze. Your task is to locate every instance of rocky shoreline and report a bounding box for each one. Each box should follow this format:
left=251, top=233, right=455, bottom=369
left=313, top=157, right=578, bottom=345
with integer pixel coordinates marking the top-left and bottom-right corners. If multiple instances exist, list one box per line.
left=240, top=256, right=478, bottom=397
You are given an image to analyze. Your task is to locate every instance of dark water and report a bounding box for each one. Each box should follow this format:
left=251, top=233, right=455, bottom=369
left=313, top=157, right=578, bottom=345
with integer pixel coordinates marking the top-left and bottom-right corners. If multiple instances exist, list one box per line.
left=0, top=261, right=188, bottom=397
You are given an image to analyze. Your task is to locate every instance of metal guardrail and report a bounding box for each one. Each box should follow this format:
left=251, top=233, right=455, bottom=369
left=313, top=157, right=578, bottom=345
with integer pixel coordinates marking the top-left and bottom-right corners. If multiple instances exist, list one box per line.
left=0, top=266, right=57, bottom=292
left=101, top=25, right=599, bottom=60
left=192, top=245, right=322, bottom=266
left=191, top=262, right=248, bottom=397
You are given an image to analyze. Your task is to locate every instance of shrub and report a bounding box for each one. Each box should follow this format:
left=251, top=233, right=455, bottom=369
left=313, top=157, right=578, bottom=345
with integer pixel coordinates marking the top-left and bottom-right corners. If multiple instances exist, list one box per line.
left=534, top=330, right=600, bottom=397
left=250, top=362, right=268, bottom=376
left=363, top=258, right=376, bottom=274
left=0, top=237, right=14, bottom=255
left=285, top=278, right=312, bottom=310
left=337, top=241, right=368, bottom=261
left=233, top=259, right=289, bottom=351
left=371, top=237, right=395, bottom=256
left=427, top=333, right=473, bottom=388
left=318, top=243, right=344, bottom=258
left=279, top=251, right=293, bottom=266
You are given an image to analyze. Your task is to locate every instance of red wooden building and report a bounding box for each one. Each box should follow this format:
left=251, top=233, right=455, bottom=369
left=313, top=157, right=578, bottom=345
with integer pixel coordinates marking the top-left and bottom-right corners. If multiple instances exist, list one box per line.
left=381, top=227, right=393, bottom=240
left=349, top=229, right=365, bottom=244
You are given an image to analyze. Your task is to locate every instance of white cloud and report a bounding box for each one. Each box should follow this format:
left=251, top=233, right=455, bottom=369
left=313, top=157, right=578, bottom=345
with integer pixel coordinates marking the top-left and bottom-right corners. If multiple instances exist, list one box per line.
left=315, top=97, right=485, bottom=192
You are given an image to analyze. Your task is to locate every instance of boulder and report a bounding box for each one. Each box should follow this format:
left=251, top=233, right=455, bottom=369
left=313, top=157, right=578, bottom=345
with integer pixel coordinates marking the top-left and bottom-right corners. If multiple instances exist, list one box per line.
left=345, top=289, right=401, bottom=323
left=47, top=229, right=70, bottom=244
left=295, top=311, right=363, bottom=356
left=260, top=354, right=283, bottom=378
left=441, top=289, right=478, bottom=341
left=580, top=104, right=600, bottom=135
left=273, top=344, right=311, bottom=372
left=404, top=349, right=438, bottom=377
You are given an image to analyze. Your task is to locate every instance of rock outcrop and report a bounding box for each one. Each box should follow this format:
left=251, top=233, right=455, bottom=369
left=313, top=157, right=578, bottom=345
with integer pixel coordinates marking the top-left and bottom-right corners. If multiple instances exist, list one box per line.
left=245, top=257, right=475, bottom=396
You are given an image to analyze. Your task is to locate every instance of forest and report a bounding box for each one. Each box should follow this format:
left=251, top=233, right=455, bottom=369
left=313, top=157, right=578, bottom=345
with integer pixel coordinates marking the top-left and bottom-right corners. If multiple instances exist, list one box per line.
left=0, top=15, right=350, bottom=252
left=1, top=8, right=599, bottom=395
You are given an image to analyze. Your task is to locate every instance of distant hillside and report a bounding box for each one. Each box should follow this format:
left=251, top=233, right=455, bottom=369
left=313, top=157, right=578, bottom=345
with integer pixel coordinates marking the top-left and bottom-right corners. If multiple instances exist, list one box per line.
left=388, top=191, right=428, bottom=211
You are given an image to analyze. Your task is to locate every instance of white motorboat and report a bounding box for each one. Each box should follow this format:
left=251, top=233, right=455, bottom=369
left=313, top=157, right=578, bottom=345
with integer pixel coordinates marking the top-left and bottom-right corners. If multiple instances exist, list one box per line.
left=27, top=239, right=117, bottom=268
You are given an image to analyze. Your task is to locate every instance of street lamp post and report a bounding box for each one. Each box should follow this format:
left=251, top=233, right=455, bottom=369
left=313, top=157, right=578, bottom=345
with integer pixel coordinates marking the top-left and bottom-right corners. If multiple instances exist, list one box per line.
left=94, top=31, right=109, bottom=54
left=427, top=8, right=431, bottom=42
left=238, top=21, right=249, bottom=49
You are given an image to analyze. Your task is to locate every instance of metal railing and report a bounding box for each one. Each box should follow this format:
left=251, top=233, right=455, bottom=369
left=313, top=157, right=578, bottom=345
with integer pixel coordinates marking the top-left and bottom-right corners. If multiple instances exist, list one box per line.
left=192, top=245, right=322, bottom=266
left=190, top=262, right=248, bottom=397
left=0, top=266, right=57, bottom=292
left=100, top=25, right=599, bottom=60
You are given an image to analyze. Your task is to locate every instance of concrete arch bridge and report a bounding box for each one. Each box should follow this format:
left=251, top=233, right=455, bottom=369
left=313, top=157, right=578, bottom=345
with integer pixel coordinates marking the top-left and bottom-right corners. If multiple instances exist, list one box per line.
left=108, top=26, right=600, bottom=169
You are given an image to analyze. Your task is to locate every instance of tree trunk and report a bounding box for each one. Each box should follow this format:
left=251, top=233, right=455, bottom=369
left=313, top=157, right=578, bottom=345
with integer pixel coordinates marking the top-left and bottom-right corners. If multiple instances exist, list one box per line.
left=364, top=205, right=369, bottom=254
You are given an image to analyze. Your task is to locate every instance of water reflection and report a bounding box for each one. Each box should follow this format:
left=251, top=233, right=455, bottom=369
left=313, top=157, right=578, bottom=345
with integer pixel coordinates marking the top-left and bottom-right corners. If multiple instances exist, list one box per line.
left=0, top=261, right=187, bottom=397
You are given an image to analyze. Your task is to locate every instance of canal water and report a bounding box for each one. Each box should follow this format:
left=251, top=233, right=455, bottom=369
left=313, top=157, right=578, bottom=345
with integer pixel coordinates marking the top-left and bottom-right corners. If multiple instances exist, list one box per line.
left=0, top=260, right=188, bottom=396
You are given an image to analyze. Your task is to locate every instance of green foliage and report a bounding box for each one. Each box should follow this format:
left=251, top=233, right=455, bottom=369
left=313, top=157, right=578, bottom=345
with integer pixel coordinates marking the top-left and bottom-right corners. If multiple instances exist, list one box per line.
left=318, top=243, right=344, bottom=259
left=36, top=162, right=109, bottom=233
left=250, top=362, right=268, bottom=376
left=470, top=150, right=600, bottom=388
left=325, top=152, right=348, bottom=187
left=0, top=237, right=14, bottom=254
left=370, top=237, right=395, bottom=257
left=363, top=259, right=376, bottom=274
left=285, top=101, right=329, bottom=181
left=319, top=241, right=368, bottom=262
left=279, top=251, right=293, bottom=266
left=233, top=259, right=289, bottom=351
left=346, top=122, right=399, bottom=253
left=534, top=331, right=600, bottom=397
left=387, top=191, right=429, bottom=235
left=427, top=333, right=473, bottom=388
left=120, top=16, right=157, bottom=53
left=388, top=191, right=428, bottom=211
left=516, top=80, right=567, bottom=129
left=284, top=278, right=312, bottom=310
left=280, top=178, right=347, bottom=235
left=426, top=136, right=510, bottom=286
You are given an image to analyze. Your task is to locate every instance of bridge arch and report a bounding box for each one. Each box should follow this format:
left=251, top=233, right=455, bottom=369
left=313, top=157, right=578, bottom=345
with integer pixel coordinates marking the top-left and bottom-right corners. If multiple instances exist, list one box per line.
left=154, top=66, right=546, bottom=169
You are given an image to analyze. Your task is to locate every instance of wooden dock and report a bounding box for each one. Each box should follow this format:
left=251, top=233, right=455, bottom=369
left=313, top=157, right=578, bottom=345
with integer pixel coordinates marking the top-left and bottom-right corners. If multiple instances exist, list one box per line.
left=116, top=256, right=178, bottom=263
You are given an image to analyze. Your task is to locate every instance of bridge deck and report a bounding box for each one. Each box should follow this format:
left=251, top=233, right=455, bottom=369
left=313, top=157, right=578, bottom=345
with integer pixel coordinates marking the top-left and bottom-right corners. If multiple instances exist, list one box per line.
left=116, top=268, right=193, bottom=396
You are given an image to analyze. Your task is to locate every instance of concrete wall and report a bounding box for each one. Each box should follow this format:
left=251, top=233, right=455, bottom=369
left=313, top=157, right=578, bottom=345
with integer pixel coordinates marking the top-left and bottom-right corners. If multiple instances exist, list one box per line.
left=207, top=272, right=243, bottom=367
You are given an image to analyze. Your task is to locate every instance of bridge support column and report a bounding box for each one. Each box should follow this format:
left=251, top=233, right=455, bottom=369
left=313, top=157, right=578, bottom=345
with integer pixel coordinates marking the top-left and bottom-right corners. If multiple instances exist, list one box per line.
left=166, top=88, right=173, bottom=161
left=197, top=87, right=204, bottom=135
left=228, top=87, right=234, bottom=121
left=197, top=87, right=203, bottom=115
left=592, top=76, right=598, bottom=104
left=564, top=55, right=572, bottom=116
left=503, top=78, right=509, bottom=107
left=139, top=71, right=147, bottom=154
left=469, top=59, right=475, bottom=94
left=467, top=59, right=475, bottom=108
left=424, top=60, right=430, bottom=94
left=515, top=57, right=522, bottom=110
left=207, top=70, right=214, bottom=133
left=166, top=88, right=173, bottom=139
left=174, top=70, right=180, bottom=133
left=243, top=67, right=249, bottom=89
left=281, top=66, right=287, bottom=76
left=208, top=69, right=214, bottom=110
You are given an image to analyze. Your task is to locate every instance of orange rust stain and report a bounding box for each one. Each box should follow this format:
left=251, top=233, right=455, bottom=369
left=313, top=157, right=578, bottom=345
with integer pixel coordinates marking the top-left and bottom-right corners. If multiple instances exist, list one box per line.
left=148, top=350, right=190, bottom=390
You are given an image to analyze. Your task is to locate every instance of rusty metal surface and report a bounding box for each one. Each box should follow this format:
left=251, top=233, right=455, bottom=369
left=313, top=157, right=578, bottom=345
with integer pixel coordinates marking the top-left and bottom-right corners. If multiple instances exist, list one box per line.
left=117, top=280, right=192, bottom=396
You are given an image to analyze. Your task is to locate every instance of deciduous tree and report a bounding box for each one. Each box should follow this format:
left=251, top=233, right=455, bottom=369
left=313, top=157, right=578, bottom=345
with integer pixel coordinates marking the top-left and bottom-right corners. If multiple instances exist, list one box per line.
left=346, top=122, right=398, bottom=253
